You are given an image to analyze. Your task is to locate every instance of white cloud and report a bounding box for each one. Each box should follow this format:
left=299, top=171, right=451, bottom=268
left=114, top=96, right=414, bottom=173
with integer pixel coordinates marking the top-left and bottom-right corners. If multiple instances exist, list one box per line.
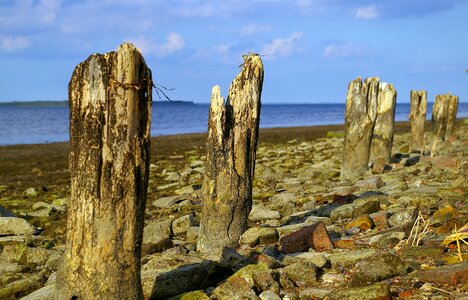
left=353, top=5, right=379, bottom=19
left=0, top=36, right=31, bottom=52
left=262, top=32, right=303, bottom=59
left=239, top=24, right=270, bottom=36
left=130, top=33, right=185, bottom=57
left=322, top=43, right=369, bottom=59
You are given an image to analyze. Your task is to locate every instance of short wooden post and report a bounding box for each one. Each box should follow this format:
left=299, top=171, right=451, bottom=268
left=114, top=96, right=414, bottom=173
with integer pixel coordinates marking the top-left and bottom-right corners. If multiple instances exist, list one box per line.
left=408, top=90, right=427, bottom=153
left=445, top=94, right=459, bottom=138
left=197, top=54, right=264, bottom=255
left=56, top=43, right=152, bottom=299
left=432, top=94, right=449, bottom=141
left=370, top=82, right=397, bottom=163
left=341, top=77, right=379, bottom=180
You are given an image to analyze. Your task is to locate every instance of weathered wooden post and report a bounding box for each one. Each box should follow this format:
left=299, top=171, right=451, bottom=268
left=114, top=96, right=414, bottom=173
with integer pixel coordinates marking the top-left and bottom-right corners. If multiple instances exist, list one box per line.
left=445, top=94, right=459, bottom=138
left=408, top=90, right=427, bottom=153
left=197, top=54, right=264, bottom=255
left=341, top=77, right=379, bottom=180
left=56, top=43, right=152, bottom=299
left=370, top=82, right=397, bottom=164
left=432, top=93, right=449, bottom=141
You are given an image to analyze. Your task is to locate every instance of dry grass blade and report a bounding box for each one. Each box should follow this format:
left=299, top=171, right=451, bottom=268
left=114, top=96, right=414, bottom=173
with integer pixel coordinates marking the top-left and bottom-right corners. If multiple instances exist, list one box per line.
left=406, top=211, right=431, bottom=246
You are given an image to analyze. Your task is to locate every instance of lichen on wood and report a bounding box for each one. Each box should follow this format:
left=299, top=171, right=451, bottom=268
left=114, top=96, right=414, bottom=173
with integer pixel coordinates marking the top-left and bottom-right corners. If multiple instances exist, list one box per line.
left=197, top=54, right=264, bottom=256
left=408, top=90, right=427, bottom=153
left=56, top=43, right=152, bottom=299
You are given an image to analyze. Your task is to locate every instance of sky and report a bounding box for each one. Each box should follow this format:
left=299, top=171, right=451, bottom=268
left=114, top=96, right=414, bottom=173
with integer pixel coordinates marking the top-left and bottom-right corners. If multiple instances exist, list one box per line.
left=0, top=0, right=467, bottom=104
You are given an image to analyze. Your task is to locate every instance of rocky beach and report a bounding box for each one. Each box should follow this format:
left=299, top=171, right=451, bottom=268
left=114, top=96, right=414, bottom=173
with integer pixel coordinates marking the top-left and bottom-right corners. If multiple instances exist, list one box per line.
left=0, top=120, right=467, bottom=299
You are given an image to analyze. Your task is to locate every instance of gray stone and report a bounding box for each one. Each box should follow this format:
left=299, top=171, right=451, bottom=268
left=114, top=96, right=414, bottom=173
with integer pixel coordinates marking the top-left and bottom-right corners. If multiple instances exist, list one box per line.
left=0, top=206, right=15, bottom=217
left=24, top=187, right=39, bottom=198
left=142, top=220, right=173, bottom=253
left=326, top=248, right=377, bottom=267
left=368, top=231, right=406, bottom=247
left=240, top=227, right=278, bottom=246
left=388, top=208, right=417, bottom=228
left=141, top=254, right=217, bottom=299
left=330, top=198, right=380, bottom=222
left=349, top=253, right=409, bottom=287
left=281, top=261, right=318, bottom=287
left=304, top=216, right=332, bottom=226
left=20, top=283, right=55, bottom=300
left=327, top=282, right=391, bottom=300
left=172, top=214, right=197, bottom=236
left=248, top=205, right=281, bottom=222
left=283, top=252, right=327, bottom=268
left=152, top=195, right=182, bottom=208
left=0, top=217, right=38, bottom=236
left=259, top=290, right=281, bottom=300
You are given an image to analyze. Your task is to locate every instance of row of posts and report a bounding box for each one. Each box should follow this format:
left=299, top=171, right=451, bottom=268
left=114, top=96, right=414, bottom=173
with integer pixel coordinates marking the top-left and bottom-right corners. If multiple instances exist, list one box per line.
left=342, top=77, right=459, bottom=180
left=55, top=43, right=459, bottom=298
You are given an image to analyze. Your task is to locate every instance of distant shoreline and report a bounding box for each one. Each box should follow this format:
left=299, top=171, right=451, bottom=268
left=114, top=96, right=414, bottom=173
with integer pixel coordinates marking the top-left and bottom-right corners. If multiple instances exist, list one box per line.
left=0, top=100, right=195, bottom=106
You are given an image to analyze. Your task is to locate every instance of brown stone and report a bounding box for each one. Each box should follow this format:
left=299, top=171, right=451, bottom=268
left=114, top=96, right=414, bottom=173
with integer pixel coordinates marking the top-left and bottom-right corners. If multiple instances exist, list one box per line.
left=280, top=222, right=334, bottom=254
left=418, top=261, right=468, bottom=284
left=333, top=238, right=357, bottom=250
left=370, top=211, right=390, bottom=230
left=371, top=157, right=386, bottom=174
left=345, top=214, right=374, bottom=231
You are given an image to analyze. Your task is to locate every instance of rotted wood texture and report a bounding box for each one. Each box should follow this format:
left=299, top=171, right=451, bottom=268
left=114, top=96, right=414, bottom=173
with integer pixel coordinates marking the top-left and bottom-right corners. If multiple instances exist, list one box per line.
left=197, top=54, right=264, bottom=255
left=408, top=90, right=427, bottom=153
left=56, top=43, right=152, bottom=299
left=341, top=77, right=379, bottom=181
left=432, top=94, right=449, bottom=141
left=446, top=94, right=459, bottom=138
left=370, top=82, right=397, bottom=163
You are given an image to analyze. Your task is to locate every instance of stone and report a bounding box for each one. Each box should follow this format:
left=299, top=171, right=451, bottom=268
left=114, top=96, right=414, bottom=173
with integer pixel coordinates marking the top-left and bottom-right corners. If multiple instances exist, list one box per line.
left=252, top=270, right=280, bottom=294
left=283, top=252, right=327, bottom=268
left=279, top=222, right=334, bottom=254
left=0, top=272, right=47, bottom=299
left=20, top=283, right=55, bottom=300
left=333, top=238, right=357, bottom=250
left=143, top=220, right=173, bottom=253
left=388, top=208, right=417, bottom=228
left=141, top=255, right=217, bottom=299
left=0, top=206, right=16, bottom=217
left=0, top=217, right=38, bottom=236
left=349, top=253, right=409, bottom=287
left=327, top=282, right=391, bottom=300
left=370, top=211, right=390, bottom=229
left=355, top=176, right=385, bottom=190
left=399, top=246, right=445, bottom=258
left=211, top=276, right=259, bottom=300
left=417, top=261, right=468, bottom=284
left=24, top=187, right=39, bottom=197
left=368, top=231, right=406, bottom=248
left=345, top=214, right=374, bottom=231
left=371, top=157, right=386, bottom=174
left=431, top=205, right=457, bottom=224
left=259, top=290, right=281, bottom=300
left=330, top=198, right=380, bottom=222
left=240, top=227, right=279, bottom=246
left=326, top=248, right=377, bottom=267
left=281, top=261, right=317, bottom=287
left=248, top=205, right=281, bottom=222
left=153, top=195, right=183, bottom=208
left=172, top=290, right=210, bottom=300
left=186, top=226, right=200, bottom=242
left=172, top=214, right=197, bottom=236
left=304, top=216, right=332, bottom=226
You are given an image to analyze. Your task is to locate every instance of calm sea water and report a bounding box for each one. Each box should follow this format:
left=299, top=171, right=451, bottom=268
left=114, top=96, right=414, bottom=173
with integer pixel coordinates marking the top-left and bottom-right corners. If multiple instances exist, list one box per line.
left=1, top=102, right=467, bottom=146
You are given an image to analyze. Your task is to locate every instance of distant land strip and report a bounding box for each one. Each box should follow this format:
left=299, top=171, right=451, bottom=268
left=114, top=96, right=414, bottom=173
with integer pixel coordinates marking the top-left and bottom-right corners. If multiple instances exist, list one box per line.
left=0, top=100, right=195, bottom=106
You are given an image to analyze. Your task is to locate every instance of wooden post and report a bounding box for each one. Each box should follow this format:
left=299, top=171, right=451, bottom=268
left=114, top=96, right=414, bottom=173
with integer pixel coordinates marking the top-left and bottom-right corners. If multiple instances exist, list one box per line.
left=432, top=93, right=449, bottom=141
left=445, top=94, right=459, bottom=138
left=197, top=54, right=264, bottom=255
left=56, top=43, right=152, bottom=299
left=341, top=77, right=379, bottom=181
left=370, top=82, right=397, bottom=164
left=408, top=90, right=427, bottom=153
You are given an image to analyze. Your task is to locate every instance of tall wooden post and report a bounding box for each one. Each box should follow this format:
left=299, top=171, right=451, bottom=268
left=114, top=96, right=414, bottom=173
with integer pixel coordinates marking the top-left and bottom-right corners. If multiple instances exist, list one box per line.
left=408, top=90, right=427, bottom=153
left=197, top=54, right=264, bottom=255
left=446, top=94, right=459, bottom=138
left=341, top=77, right=379, bottom=181
left=56, top=43, right=152, bottom=299
left=432, top=94, right=449, bottom=141
left=370, top=82, right=397, bottom=163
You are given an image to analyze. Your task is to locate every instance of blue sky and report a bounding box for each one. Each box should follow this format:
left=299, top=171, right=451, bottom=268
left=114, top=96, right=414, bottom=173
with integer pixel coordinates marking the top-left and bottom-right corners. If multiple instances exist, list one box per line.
left=0, top=0, right=467, bottom=103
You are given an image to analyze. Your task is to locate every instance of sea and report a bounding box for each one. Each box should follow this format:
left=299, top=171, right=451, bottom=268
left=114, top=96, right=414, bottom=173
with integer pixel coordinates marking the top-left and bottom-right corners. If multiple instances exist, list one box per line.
left=1, top=101, right=467, bottom=146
